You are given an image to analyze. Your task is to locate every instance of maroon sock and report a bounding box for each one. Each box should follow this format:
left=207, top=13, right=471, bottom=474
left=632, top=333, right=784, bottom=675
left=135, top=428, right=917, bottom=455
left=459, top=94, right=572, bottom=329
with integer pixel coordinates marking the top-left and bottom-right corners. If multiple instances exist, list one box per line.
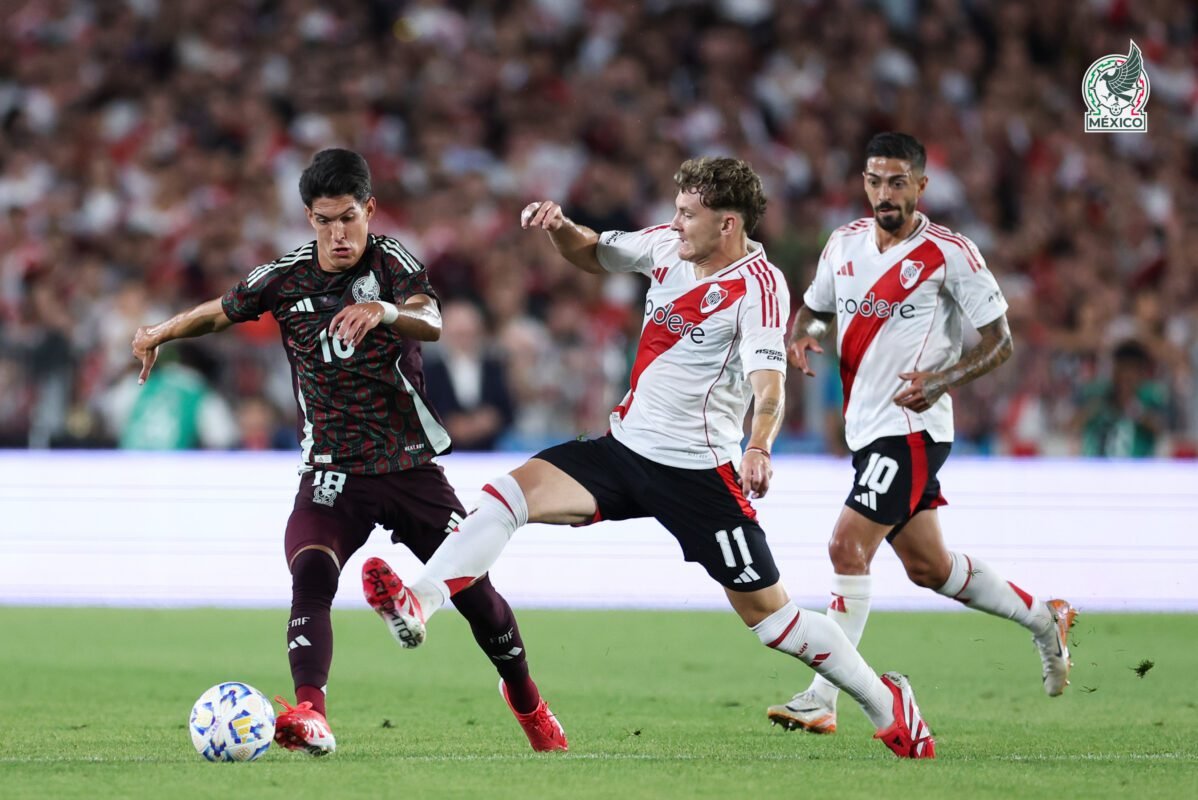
left=452, top=576, right=541, bottom=713
left=296, top=684, right=326, bottom=717
left=287, top=549, right=339, bottom=717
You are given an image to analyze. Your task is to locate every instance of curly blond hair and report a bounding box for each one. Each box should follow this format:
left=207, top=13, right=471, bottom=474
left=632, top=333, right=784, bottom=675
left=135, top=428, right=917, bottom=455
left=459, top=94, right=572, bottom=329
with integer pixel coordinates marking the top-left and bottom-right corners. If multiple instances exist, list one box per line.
left=673, top=157, right=767, bottom=235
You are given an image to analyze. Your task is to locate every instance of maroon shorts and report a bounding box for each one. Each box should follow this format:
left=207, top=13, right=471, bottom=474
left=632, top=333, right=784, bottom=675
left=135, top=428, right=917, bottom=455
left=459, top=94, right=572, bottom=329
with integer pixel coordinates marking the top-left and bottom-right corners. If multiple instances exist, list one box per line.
left=283, top=463, right=466, bottom=567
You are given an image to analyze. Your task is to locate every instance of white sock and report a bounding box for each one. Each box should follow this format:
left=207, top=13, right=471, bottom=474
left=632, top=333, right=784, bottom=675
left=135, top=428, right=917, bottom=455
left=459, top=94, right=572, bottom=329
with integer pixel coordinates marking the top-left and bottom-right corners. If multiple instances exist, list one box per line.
left=408, top=474, right=529, bottom=620
left=937, top=552, right=1053, bottom=635
left=808, top=573, right=873, bottom=708
left=753, top=601, right=894, bottom=730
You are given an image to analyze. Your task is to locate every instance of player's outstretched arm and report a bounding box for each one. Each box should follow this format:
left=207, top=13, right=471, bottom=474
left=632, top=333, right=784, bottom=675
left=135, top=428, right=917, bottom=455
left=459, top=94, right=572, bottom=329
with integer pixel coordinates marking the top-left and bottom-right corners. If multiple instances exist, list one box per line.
left=893, top=314, right=1014, bottom=413
left=519, top=201, right=604, bottom=274
left=329, top=293, right=442, bottom=347
left=131, top=297, right=234, bottom=385
left=786, top=305, right=834, bottom=377
left=740, top=370, right=785, bottom=499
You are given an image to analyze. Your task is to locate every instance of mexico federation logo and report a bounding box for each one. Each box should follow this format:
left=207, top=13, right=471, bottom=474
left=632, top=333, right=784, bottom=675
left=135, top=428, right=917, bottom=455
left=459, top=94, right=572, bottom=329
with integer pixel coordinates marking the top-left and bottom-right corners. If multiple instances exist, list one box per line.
left=313, top=485, right=338, bottom=507
left=352, top=270, right=381, bottom=303
left=700, top=284, right=729, bottom=314
left=899, top=259, right=924, bottom=290
left=1083, top=40, right=1149, bottom=133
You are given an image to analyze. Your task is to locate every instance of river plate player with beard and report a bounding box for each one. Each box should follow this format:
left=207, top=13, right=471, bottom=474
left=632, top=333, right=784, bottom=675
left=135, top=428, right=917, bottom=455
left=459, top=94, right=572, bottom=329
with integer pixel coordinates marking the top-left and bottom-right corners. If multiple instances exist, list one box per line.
left=131, top=148, right=566, bottom=755
left=767, top=132, right=1077, bottom=736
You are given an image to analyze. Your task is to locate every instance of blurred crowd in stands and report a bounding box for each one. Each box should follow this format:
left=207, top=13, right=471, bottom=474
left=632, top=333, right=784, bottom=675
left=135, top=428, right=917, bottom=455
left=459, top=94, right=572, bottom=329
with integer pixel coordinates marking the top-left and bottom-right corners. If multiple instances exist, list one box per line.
left=1, top=0, right=1195, bottom=457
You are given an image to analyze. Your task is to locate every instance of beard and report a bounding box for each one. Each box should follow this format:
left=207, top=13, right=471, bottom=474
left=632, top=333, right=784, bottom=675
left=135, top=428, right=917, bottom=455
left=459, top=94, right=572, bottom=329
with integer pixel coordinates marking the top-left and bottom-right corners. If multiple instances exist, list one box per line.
left=874, top=203, right=909, bottom=232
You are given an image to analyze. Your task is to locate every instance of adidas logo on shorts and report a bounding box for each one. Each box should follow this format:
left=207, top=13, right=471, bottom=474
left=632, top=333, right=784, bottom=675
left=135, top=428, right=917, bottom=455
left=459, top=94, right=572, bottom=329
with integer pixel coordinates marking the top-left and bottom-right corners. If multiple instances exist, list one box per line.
left=853, top=490, right=878, bottom=510
left=732, top=566, right=761, bottom=585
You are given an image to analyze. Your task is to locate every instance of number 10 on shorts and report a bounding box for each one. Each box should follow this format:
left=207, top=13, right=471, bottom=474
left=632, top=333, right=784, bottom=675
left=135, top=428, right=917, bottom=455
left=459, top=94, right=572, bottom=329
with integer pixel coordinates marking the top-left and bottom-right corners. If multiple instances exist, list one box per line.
left=858, top=453, right=899, bottom=494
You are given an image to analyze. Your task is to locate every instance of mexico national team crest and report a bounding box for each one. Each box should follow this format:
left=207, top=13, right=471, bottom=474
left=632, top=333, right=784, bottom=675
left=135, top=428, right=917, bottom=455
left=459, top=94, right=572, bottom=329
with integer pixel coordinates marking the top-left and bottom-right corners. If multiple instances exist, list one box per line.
left=352, top=271, right=381, bottom=303
left=313, top=484, right=339, bottom=507
left=700, top=284, right=729, bottom=314
left=899, top=259, right=924, bottom=290
left=1083, top=40, right=1149, bottom=133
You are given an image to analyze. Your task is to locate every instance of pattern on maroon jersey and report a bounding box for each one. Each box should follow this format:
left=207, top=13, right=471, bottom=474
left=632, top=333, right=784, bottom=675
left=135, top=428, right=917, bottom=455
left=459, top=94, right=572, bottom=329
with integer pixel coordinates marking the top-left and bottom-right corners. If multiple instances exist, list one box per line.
left=222, top=234, right=450, bottom=475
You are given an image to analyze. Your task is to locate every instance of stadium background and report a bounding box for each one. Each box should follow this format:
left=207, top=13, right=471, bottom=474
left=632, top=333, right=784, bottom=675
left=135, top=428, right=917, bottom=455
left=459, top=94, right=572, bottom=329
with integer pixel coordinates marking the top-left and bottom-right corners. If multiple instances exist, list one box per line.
left=2, top=3, right=1197, bottom=796
left=1, top=0, right=1195, bottom=459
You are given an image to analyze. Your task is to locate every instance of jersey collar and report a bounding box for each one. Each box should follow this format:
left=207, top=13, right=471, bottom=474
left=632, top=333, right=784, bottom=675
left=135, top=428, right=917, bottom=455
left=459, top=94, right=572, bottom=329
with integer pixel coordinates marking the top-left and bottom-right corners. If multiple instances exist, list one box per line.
left=707, top=239, right=765, bottom=280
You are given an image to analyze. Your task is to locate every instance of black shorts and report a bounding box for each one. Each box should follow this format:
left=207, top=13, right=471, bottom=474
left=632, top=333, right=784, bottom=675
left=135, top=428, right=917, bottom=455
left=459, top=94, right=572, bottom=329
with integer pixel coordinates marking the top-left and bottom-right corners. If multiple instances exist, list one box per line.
left=284, top=463, right=466, bottom=567
left=534, top=435, right=780, bottom=591
left=844, top=431, right=950, bottom=540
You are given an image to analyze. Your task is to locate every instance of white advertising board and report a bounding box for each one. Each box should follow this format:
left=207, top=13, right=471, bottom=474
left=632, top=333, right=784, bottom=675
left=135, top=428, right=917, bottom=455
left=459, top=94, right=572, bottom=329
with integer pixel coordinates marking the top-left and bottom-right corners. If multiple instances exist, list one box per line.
left=0, top=452, right=1193, bottom=611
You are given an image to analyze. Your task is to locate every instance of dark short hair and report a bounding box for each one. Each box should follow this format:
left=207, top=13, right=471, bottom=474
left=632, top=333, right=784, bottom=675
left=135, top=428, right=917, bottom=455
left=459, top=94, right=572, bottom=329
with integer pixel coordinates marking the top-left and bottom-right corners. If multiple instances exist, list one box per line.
left=865, top=132, right=927, bottom=173
left=299, top=148, right=372, bottom=207
left=674, top=157, right=767, bottom=235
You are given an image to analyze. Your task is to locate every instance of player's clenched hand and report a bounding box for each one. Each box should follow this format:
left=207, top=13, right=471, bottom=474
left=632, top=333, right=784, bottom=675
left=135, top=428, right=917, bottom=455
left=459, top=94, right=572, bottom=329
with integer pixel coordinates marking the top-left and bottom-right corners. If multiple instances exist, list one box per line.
left=520, top=201, right=565, bottom=231
left=329, top=302, right=384, bottom=348
left=892, top=371, right=948, bottom=413
left=131, top=327, right=159, bottom=385
left=739, top=450, right=773, bottom=500
left=787, top=336, right=823, bottom=377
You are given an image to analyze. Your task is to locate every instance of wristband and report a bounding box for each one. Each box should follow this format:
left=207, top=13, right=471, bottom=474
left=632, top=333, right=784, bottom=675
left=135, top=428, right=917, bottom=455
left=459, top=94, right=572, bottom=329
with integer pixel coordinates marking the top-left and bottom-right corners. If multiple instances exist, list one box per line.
left=745, top=446, right=771, bottom=458
left=378, top=301, right=400, bottom=325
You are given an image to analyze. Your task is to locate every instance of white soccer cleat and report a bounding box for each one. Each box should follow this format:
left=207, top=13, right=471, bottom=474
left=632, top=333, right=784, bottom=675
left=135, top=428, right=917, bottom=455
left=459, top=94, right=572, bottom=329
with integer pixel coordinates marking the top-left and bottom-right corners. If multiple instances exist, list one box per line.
left=362, top=556, right=426, bottom=649
left=1034, top=598, right=1078, bottom=696
left=875, top=672, right=935, bottom=759
left=766, top=690, right=837, bottom=734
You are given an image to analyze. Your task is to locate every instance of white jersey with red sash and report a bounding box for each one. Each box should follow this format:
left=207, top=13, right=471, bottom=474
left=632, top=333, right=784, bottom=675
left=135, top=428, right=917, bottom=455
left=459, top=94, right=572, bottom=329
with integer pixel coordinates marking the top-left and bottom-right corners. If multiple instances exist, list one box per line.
left=596, top=225, right=790, bottom=469
left=803, top=214, right=1007, bottom=451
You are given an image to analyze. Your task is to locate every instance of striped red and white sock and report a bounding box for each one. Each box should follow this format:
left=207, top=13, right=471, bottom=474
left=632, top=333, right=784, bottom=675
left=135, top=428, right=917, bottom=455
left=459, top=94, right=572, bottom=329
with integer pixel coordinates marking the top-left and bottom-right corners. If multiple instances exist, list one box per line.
left=408, top=473, right=529, bottom=620
left=809, top=573, right=873, bottom=708
left=753, top=600, right=894, bottom=730
left=936, top=552, right=1053, bottom=635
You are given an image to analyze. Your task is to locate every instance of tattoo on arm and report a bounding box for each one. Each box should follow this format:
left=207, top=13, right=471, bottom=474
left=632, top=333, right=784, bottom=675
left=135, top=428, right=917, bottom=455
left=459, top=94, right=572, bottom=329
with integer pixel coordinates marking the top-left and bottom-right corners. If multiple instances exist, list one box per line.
left=748, top=373, right=785, bottom=449
left=754, top=395, right=782, bottom=423
left=932, top=316, right=1014, bottom=395
left=787, top=306, right=834, bottom=345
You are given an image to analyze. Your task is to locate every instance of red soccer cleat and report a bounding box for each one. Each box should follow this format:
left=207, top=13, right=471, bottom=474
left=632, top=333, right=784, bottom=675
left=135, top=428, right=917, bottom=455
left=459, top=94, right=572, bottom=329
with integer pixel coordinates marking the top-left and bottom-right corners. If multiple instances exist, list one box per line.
left=362, top=556, right=426, bottom=649
left=273, top=696, right=336, bottom=756
left=874, top=672, right=935, bottom=759
left=499, top=680, right=568, bottom=752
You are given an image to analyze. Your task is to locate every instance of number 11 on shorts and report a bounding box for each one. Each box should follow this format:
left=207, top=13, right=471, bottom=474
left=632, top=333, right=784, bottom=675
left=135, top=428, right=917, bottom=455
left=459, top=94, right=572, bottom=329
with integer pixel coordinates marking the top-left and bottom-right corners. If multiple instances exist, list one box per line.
left=715, top=526, right=753, bottom=568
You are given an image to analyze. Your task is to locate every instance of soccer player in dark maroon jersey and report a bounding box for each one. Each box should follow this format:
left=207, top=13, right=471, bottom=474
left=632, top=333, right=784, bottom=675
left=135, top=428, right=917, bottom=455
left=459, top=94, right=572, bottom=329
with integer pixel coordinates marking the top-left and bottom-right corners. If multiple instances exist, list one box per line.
left=131, top=148, right=566, bottom=755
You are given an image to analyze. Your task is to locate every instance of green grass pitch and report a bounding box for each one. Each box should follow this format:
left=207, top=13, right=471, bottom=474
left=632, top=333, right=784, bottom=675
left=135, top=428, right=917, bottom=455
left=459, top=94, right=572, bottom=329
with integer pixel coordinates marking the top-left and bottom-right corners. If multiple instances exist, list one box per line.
left=2, top=607, right=1195, bottom=799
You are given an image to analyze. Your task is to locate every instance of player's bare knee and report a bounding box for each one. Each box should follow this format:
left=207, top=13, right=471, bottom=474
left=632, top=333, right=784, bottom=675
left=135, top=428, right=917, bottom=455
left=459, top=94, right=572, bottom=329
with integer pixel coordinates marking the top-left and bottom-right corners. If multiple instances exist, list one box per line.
left=727, top=583, right=788, bottom=628
left=508, top=463, right=540, bottom=496
left=827, top=536, right=870, bottom=574
left=905, top=560, right=948, bottom=588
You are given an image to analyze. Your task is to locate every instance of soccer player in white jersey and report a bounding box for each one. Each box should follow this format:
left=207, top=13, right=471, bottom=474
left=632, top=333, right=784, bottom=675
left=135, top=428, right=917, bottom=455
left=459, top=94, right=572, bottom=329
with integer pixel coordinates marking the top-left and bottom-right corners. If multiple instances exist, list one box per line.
left=767, top=133, right=1077, bottom=735
left=359, top=157, right=935, bottom=758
